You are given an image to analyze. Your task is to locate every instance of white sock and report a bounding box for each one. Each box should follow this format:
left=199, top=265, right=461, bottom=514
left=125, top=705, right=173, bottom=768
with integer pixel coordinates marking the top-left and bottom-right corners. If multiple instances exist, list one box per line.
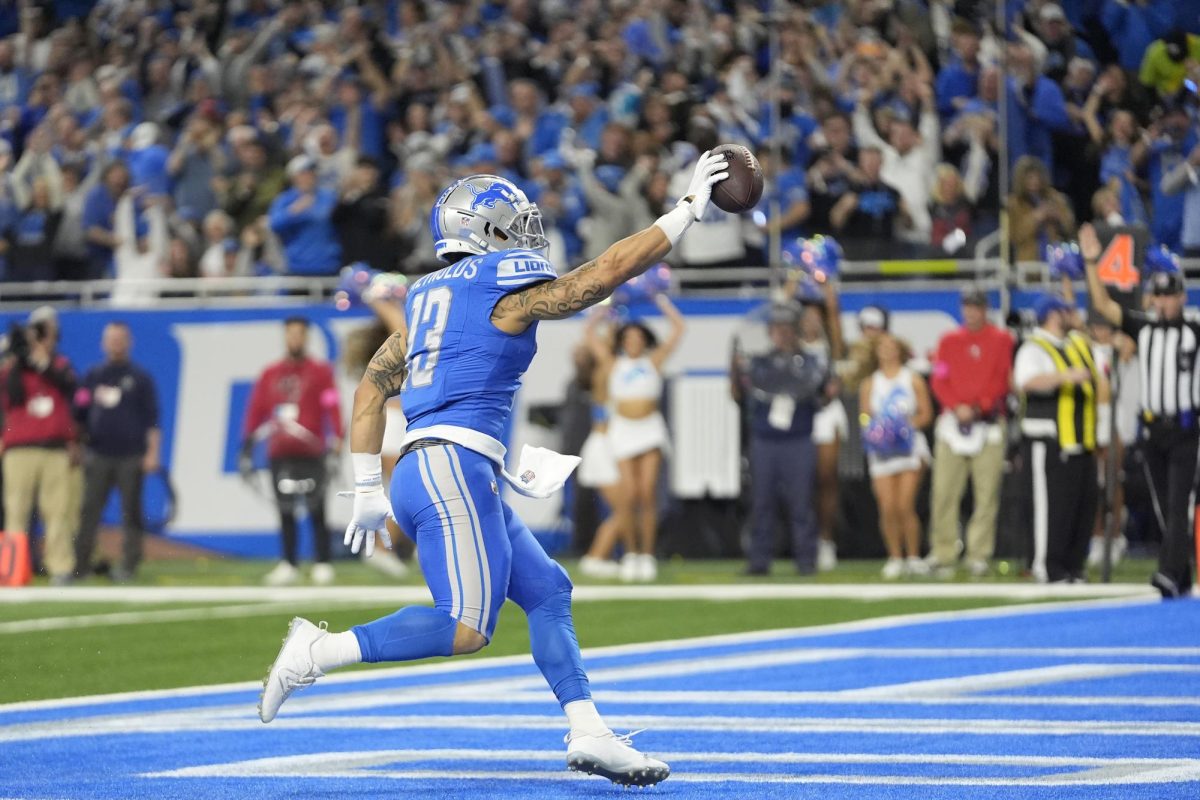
left=310, top=630, right=362, bottom=672
left=564, top=699, right=609, bottom=737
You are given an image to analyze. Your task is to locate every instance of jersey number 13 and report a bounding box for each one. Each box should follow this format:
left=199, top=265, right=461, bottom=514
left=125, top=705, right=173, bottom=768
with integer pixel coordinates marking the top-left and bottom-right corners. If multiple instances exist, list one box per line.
left=406, top=286, right=453, bottom=388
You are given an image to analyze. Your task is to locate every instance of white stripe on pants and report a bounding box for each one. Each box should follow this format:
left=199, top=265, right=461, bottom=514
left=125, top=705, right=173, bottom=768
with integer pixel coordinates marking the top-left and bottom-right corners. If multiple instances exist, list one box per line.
left=1030, top=441, right=1048, bottom=579
left=417, top=447, right=491, bottom=633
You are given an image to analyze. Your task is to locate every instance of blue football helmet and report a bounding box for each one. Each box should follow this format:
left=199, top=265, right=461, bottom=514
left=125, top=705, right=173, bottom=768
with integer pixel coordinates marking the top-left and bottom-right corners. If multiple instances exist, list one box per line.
left=429, top=174, right=548, bottom=262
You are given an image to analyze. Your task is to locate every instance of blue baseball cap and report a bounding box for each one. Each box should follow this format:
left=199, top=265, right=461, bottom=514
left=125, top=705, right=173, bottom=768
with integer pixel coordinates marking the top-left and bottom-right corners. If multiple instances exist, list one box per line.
left=1034, top=294, right=1071, bottom=323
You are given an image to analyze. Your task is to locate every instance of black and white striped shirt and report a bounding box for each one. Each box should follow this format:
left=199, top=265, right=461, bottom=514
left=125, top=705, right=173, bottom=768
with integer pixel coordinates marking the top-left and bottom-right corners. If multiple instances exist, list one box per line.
left=1121, top=311, right=1200, bottom=417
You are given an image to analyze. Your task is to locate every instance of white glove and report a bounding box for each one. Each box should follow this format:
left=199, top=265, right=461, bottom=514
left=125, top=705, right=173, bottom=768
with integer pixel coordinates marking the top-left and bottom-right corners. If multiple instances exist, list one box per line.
left=677, top=150, right=730, bottom=220
left=337, top=453, right=395, bottom=557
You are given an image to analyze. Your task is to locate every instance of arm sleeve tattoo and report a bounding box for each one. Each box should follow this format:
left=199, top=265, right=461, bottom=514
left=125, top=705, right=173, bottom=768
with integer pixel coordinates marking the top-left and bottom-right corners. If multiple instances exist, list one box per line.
left=492, top=259, right=612, bottom=322
left=364, top=331, right=408, bottom=399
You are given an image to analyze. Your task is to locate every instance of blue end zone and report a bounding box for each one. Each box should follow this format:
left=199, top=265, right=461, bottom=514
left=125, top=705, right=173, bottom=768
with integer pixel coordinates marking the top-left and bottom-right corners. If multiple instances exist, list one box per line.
left=2, top=599, right=1198, bottom=800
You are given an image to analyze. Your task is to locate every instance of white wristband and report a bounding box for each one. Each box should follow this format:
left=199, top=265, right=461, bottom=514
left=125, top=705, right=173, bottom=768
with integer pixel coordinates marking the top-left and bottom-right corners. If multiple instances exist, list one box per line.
left=352, top=452, right=384, bottom=491
left=652, top=204, right=694, bottom=247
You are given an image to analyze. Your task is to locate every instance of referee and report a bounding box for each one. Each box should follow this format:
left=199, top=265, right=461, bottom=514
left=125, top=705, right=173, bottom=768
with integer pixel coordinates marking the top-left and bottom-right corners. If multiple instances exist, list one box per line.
left=1082, top=223, right=1198, bottom=598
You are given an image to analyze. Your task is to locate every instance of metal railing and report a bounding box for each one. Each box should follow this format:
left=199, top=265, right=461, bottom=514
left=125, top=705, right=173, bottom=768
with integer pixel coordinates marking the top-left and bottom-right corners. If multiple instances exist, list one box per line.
left=5, top=255, right=1194, bottom=311
left=0, top=275, right=342, bottom=310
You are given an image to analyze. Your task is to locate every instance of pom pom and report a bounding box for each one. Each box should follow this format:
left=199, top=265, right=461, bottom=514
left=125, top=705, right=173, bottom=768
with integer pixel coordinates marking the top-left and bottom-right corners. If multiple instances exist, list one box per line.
left=1044, top=242, right=1084, bottom=280
left=1145, top=244, right=1181, bottom=275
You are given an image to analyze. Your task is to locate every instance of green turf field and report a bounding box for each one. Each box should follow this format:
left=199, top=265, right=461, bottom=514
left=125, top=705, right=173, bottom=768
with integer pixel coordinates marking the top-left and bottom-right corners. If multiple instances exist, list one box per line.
left=0, top=557, right=1157, bottom=704
left=34, top=553, right=1162, bottom=587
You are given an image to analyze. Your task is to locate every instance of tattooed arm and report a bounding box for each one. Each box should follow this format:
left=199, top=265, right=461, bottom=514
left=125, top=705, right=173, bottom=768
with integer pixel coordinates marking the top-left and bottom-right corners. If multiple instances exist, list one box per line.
left=491, top=226, right=674, bottom=333
left=490, top=150, right=730, bottom=334
left=350, top=327, right=408, bottom=455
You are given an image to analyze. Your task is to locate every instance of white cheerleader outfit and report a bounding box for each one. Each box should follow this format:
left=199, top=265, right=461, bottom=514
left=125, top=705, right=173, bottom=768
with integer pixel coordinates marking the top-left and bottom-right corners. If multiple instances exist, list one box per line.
left=577, top=406, right=620, bottom=488
left=804, top=340, right=847, bottom=445
left=865, top=366, right=930, bottom=478
left=607, top=355, right=670, bottom=460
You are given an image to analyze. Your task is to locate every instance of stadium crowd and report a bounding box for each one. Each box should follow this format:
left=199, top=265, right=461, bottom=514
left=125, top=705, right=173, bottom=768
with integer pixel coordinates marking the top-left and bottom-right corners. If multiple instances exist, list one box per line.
left=0, top=0, right=1187, bottom=283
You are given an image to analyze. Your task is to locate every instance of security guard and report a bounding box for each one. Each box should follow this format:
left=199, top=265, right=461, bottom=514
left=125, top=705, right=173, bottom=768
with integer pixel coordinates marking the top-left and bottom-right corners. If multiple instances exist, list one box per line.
left=1014, top=294, right=1111, bottom=583
left=1082, top=223, right=1200, bottom=598
left=731, top=303, right=831, bottom=575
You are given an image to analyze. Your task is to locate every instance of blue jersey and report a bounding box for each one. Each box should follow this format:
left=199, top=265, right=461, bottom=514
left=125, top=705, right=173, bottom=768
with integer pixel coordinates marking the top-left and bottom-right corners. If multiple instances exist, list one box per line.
left=401, top=249, right=558, bottom=443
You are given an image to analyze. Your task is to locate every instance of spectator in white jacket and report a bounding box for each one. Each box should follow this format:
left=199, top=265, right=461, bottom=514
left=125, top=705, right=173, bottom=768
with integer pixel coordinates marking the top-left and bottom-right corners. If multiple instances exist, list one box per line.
left=853, top=82, right=941, bottom=245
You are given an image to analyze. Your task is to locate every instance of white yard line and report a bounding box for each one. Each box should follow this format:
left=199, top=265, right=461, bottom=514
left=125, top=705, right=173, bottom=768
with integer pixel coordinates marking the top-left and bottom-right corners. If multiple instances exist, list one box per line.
left=7, top=712, right=1200, bottom=745
left=0, top=582, right=1155, bottom=605
left=0, top=601, right=370, bottom=634
left=0, top=596, right=1157, bottom=714
left=141, top=749, right=1200, bottom=786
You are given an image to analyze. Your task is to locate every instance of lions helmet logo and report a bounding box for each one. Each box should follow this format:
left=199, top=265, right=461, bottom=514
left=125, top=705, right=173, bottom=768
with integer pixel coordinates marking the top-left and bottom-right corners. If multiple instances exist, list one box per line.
left=468, top=181, right=519, bottom=212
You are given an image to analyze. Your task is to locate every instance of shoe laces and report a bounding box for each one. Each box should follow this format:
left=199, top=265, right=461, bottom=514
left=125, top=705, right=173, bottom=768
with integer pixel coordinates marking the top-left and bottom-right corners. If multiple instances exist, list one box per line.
left=564, top=728, right=645, bottom=747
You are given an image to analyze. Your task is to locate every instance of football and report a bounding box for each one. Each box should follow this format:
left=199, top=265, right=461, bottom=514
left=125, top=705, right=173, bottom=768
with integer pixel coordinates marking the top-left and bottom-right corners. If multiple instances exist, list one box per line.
left=710, top=144, right=764, bottom=214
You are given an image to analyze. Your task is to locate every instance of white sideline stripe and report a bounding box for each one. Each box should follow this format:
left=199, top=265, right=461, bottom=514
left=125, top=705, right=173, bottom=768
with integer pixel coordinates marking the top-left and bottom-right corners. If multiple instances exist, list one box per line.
left=0, top=601, right=371, bottom=634
left=143, top=767, right=1200, bottom=787
left=7, top=713, right=1200, bottom=744
left=0, top=582, right=1155, bottom=604
left=577, top=689, right=1200, bottom=708
left=142, top=748, right=1200, bottom=772
left=0, top=596, right=1156, bottom=714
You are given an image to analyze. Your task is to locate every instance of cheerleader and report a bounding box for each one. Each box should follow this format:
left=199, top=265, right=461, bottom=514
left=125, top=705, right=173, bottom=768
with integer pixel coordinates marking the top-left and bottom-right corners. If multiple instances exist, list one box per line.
left=859, top=333, right=933, bottom=579
left=576, top=313, right=632, bottom=578
left=606, top=295, right=685, bottom=582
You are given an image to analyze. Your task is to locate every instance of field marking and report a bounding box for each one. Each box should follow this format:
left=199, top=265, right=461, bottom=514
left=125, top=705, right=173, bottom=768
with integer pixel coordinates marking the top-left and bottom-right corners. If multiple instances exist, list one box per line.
left=579, top=689, right=1200, bottom=708
left=0, top=595, right=1160, bottom=716
left=0, top=601, right=373, bottom=634
left=142, top=749, right=1200, bottom=786
left=7, top=712, right=1200, bottom=744
left=271, top=650, right=1200, bottom=718
left=0, top=582, right=1156, bottom=605
left=837, top=663, right=1200, bottom=699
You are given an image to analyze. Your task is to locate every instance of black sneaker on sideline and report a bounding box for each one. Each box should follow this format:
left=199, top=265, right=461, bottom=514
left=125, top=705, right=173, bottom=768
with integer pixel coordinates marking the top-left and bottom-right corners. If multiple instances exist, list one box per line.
left=1151, top=572, right=1181, bottom=599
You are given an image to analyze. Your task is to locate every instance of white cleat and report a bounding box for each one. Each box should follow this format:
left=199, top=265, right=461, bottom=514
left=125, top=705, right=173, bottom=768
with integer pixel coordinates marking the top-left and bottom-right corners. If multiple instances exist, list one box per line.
left=816, top=539, right=838, bottom=572
left=566, top=730, right=670, bottom=787
left=263, top=560, right=300, bottom=586
left=258, top=617, right=327, bottom=723
left=310, top=562, right=336, bottom=586
left=881, top=557, right=905, bottom=580
left=905, top=556, right=930, bottom=577
left=637, top=554, right=658, bottom=583
left=579, top=555, right=620, bottom=579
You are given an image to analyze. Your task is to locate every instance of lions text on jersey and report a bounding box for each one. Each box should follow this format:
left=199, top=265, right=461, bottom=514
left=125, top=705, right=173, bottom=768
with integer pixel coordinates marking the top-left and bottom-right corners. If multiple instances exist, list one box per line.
left=401, top=248, right=558, bottom=446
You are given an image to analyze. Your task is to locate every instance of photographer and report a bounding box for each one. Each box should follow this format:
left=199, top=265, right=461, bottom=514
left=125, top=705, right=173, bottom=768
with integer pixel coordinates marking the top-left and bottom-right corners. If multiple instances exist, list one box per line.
left=0, top=307, right=78, bottom=585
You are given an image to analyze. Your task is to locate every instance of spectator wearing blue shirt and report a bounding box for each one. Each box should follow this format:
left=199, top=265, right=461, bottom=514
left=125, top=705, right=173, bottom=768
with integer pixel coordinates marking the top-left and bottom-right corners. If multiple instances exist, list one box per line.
left=124, top=123, right=170, bottom=198
left=532, top=151, right=587, bottom=264
left=81, top=160, right=129, bottom=279
left=506, top=79, right=567, bottom=159
left=268, top=155, right=341, bottom=276
left=1006, top=42, right=1073, bottom=173
left=565, top=83, right=609, bottom=152
left=0, top=40, right=30, bottom=112
left=1160, top=137, right=1200, bottom=257
left=328, top=54, right=392, bottom=163
left=1088, top=109, right=1149, bottom=226
left=1101, top=0, right=1176, bottom=71
left=749, top=147, right=810, bottom=265
left=1146, top=104, right=1196, bottom=250
left=935, top=20, right=983, bottom=121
